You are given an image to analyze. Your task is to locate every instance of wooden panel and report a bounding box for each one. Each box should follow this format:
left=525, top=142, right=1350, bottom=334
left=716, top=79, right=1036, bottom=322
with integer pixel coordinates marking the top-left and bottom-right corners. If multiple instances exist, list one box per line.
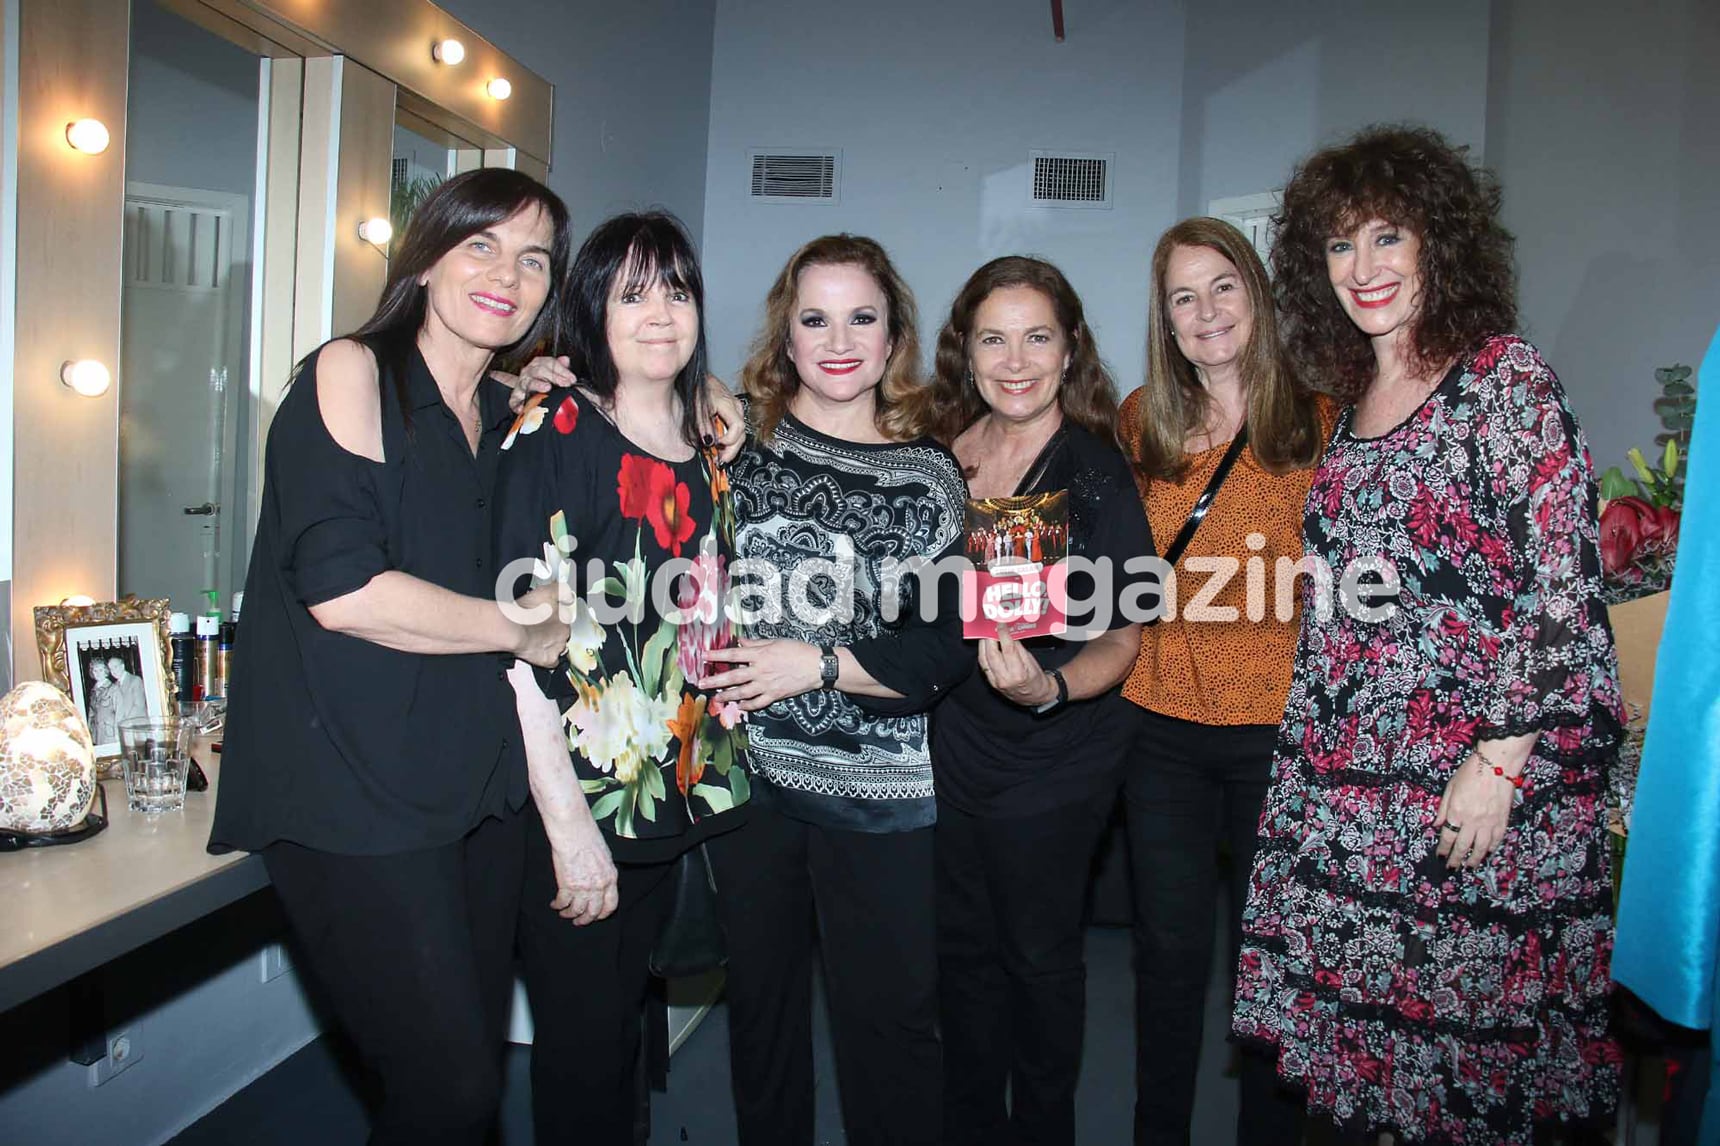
left=330, top=58, right=396, bottom=339
left=12, top=0, right=129, bottom=680
left=250, top=56, right=302, bottom=538
left=192, top=0, right=551, bottom=166
left=293, top=56, right=396, bottom=360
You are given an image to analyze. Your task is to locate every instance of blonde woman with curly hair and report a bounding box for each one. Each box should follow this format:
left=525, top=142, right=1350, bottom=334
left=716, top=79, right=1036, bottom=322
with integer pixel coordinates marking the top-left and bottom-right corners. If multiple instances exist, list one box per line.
left=701, top=233, right=970, bottom=1146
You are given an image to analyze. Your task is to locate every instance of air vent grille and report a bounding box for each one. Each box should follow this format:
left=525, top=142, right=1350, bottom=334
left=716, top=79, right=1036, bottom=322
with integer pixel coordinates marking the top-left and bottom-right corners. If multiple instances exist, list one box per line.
left=1030, top=152, right=1113, bottom=209
left=748, top=150, right=840, bottom=203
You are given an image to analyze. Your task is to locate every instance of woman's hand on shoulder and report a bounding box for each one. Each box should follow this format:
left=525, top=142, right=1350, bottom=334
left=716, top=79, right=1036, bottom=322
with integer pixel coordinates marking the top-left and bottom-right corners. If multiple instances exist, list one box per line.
left=315, top=339, right=384, bottom=463
left=706, top=374, right=745, bottom=464
left=494, top=354, right=578, bottom=413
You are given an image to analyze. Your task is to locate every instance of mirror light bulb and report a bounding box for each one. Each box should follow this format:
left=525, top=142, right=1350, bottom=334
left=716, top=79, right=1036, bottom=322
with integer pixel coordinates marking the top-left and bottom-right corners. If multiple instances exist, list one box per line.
left=60, top=595, right=96, bottom=607
left=433, top=39, right=466, bottom=65
left=65, top=119, right=110, bottom=155
left=357, top=217, right=393, bottom=247
left=486, top=77, right=512, bottom=101
left=60, top=359, right=111, bottom=397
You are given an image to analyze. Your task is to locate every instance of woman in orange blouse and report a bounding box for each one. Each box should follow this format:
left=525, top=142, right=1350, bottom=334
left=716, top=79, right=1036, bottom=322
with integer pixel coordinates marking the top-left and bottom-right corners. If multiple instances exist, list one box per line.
left=1116, top=217, right=1332, bottom=1146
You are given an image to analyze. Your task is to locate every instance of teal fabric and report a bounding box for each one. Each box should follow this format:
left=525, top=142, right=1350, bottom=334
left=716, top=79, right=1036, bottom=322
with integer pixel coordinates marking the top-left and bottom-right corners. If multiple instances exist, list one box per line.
left=1613, top=318, right=1720, bottom=1143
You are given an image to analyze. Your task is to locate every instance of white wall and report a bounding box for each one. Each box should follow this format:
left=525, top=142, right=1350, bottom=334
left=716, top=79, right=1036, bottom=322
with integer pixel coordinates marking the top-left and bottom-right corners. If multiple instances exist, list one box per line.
left=699, top=0, right=1186, bottom=394
left=1486, top=0, right=1720, bottom=474
left=437, top=0, right=717, bottom=245
left=1176, top=0, right=1491, bottom=217
left=125, top=1, right=258, bottom=197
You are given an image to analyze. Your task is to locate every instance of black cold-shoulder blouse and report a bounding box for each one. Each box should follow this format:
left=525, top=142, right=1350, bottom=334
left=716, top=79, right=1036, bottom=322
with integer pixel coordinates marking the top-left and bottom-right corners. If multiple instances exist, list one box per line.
left=210, top=341, right=526, bottom=856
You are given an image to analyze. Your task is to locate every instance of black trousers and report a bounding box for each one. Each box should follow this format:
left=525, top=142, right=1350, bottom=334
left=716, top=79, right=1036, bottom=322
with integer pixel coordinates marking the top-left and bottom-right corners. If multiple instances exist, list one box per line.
left=1123, top=708, right=1306, bottom=1146
left=706, top=800, right=941, bottom=1146
left=515, top=806, right=675, bottom=1146
left=261, top=808, right=525, bottom=1146
left=937, top=787, right=1118, bottom=1146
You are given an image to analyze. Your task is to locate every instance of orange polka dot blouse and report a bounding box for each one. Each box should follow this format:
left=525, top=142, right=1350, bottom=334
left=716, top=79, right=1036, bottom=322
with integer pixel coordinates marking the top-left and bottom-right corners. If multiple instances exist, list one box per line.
left=1117, top=388, right=1339, bottom=727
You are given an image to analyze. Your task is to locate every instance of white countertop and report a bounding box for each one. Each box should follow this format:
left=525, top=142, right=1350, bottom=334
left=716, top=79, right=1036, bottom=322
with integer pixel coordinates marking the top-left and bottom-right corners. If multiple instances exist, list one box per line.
left=0, top=747, right=266, bottom=1012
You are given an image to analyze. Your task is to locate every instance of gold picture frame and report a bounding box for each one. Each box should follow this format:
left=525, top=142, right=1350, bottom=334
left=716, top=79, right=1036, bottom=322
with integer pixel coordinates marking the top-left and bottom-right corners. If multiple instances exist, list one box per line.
left=34, top=597, right=177, bottom=765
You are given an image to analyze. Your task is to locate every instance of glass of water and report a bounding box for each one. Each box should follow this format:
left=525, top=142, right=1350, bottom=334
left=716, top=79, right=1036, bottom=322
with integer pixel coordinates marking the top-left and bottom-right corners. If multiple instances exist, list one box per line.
left=119, top=717, right=193, bottom=814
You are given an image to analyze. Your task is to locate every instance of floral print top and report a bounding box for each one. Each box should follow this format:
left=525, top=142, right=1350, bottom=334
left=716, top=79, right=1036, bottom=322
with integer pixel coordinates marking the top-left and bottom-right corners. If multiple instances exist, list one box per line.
left=497, top=390, right=749, bottom=862
left=1233, top=336, right=1625, bottom=1144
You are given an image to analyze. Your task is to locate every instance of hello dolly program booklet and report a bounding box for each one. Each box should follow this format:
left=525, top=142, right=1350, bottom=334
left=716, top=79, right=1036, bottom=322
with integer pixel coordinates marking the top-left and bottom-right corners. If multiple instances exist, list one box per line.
left=962, top=490, right=1070, bottom=640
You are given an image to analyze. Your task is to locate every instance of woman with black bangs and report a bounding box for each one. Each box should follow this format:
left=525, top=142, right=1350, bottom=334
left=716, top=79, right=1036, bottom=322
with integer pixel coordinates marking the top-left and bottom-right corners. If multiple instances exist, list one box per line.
left=1233, top=125, right=1624, bottom=1145
left=211, top=168, right=574, bottom=1146
left=497, top=210, right=751, bottom=1144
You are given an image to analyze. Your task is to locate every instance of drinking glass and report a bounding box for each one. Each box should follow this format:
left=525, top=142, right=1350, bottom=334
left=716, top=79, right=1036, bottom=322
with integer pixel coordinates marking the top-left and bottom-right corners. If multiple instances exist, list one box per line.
left=119, top=716, right=193, bottom=814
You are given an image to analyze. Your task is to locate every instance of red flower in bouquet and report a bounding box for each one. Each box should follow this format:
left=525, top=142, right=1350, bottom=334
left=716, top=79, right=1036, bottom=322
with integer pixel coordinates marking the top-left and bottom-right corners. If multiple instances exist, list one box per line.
left=1599, top=495, right=1657, bottom=577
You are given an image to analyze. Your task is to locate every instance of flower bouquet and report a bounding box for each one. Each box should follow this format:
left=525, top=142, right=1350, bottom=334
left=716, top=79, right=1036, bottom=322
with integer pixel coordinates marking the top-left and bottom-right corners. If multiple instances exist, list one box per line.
left=1597, top=364, right=1695, bottom=605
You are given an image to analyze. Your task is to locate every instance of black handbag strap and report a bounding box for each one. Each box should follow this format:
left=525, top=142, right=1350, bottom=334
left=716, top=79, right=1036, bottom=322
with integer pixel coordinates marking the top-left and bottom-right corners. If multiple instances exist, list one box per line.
left=1156, top=427, right=1249, bottom=568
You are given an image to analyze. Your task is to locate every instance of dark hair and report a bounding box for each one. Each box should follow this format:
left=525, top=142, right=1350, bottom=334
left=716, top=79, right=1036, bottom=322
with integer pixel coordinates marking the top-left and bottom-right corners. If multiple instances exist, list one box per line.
left=1135, top=218, right=1323, bottom=479
left=343, top=167, right=571, bottom=412
left=558, top=211, right=710, bottom=451
left=741, top=234, right=932, bottom=443
left=1272, top=123, right=1518, bottom=398
left=928, top=255, right=1117, bottom=447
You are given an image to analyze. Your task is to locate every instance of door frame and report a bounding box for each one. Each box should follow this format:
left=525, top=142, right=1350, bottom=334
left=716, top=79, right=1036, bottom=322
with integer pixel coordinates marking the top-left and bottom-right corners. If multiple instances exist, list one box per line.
left=121, top=181, right=252, bottom=605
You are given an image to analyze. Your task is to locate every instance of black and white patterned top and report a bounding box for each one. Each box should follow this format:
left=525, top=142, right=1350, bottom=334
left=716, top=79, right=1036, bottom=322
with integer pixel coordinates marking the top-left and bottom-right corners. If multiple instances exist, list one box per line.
left=730, top=410, right=971, bottom=832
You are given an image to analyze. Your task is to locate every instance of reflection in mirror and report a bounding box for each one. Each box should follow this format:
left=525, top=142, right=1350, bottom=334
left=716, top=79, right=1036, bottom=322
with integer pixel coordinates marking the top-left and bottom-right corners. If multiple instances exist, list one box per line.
left=393, top=110, right=470, bottom=249
left=118, top=1, right=268, bottom=619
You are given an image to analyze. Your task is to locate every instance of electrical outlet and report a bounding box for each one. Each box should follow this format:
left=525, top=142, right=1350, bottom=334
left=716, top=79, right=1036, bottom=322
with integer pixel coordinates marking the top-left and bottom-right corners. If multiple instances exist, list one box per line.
left=259, top=943, right=292, bottom=983
left=86, top=1024, right=143, bottom=1087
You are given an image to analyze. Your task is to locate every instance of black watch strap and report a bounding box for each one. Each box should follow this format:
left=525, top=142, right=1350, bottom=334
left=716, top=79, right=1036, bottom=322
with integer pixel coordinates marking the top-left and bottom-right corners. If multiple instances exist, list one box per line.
left=820, top=643, right=839, bottom=690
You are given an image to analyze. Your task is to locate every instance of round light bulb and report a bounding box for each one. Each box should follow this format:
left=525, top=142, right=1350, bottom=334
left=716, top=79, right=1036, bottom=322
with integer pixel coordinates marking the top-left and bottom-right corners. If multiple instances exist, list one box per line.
left=60, top=359, right=111, bottom=397
left=64, top=118, right=110, bottom=155
left=59, top=595, right=95, bottom=607
left=357, top=217, right=393, bottom=247
left=486, top=77, right=512, bottom=101
left=433, top=38, right=466, bottom=65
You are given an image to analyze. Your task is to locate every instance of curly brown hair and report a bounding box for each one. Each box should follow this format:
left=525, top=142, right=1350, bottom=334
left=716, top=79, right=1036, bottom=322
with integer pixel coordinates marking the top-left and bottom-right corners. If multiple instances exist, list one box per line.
left=1272, top=123, right=1518, bottom=399
left=927, top=255, right=1118, bottom=447
left=740, top=234, right=933, bottom=443
left=1136, top=217, right=1323, bottom=480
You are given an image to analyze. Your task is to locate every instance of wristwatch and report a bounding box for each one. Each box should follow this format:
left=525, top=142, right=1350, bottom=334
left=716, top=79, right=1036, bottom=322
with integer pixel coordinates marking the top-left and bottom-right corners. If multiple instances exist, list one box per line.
left=819, top=643, right=840, bottom=690
left=1033, top=667, right=1069, bottom=714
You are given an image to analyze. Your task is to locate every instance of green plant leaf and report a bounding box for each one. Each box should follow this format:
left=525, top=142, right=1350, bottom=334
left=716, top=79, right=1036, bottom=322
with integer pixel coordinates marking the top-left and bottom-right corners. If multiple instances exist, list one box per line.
left=1599, top=468, right=1636, bottom=501
left=1662, top=381, right=1696, bottom=397
left=1664, top=439, right=1679, bottom=479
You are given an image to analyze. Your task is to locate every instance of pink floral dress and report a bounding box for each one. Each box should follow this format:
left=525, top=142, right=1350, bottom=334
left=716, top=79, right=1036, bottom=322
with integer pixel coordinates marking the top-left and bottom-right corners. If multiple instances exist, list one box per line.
left=1233, top=335, right=1625, bottom=1144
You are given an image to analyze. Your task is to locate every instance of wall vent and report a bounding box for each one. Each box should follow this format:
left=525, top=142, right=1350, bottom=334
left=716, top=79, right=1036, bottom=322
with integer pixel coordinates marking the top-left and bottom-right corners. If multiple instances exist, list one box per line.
left=1030, top=151, right=1113, bottom=209
left=747, top=149, right=840, bottom=203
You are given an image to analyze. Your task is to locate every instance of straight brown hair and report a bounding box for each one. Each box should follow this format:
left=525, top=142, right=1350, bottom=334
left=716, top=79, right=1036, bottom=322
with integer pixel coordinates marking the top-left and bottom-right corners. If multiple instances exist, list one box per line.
left=1136, top=217, right=1322, bottom=480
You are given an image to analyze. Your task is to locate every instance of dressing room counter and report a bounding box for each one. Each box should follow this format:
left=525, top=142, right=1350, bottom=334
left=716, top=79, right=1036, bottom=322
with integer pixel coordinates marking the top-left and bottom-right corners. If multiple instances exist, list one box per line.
left=0, top=749, right=265, bottom=1013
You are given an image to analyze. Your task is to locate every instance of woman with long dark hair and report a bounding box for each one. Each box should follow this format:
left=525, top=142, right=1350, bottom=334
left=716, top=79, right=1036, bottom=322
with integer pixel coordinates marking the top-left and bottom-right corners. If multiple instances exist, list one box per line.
left=1234, top=125, right=1624, bottom=1145
left=211, top=168, right=573, bottom=1145
left=925, top=255, right=1150, bottom=1146
left=497, top=211, right=751, bottom=1143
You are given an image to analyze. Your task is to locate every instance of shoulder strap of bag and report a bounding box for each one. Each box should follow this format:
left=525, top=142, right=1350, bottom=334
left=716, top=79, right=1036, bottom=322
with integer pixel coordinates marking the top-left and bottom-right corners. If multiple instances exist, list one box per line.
left=1157, top=427, right=1249, bottom=568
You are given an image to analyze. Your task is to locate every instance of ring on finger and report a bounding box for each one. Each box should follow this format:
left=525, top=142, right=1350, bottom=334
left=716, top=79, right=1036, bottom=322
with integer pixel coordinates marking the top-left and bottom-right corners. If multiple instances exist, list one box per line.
left=1440, top=821, right=1462, bottom=832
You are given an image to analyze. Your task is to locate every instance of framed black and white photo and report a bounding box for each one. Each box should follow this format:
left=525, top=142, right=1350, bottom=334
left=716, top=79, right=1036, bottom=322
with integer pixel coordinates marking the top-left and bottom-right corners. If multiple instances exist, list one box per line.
left=34, top=598, right=175, bottom=763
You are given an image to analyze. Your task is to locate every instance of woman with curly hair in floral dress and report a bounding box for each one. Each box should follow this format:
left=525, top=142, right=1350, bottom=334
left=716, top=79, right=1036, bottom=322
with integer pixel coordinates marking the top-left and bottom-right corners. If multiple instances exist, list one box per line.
left=1232, top=124, right=1625, bottom=1145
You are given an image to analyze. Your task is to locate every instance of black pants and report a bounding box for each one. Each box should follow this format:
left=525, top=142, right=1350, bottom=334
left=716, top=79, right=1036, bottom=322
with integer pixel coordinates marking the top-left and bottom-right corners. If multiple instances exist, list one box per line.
left=937, top=788, right=1118, bottom=1146
left=515, top=806, right=675, bottom=1146
left=706, top=800, right=940, bottom=1146
left=1123, top=708, right=1306, bottom=1146
left=261, top=809, right=525, bottom=1146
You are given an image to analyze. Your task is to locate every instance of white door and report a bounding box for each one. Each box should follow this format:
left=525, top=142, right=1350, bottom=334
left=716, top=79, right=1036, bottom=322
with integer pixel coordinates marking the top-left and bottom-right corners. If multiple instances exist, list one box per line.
left=118, top=185, right=250, bottom=616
